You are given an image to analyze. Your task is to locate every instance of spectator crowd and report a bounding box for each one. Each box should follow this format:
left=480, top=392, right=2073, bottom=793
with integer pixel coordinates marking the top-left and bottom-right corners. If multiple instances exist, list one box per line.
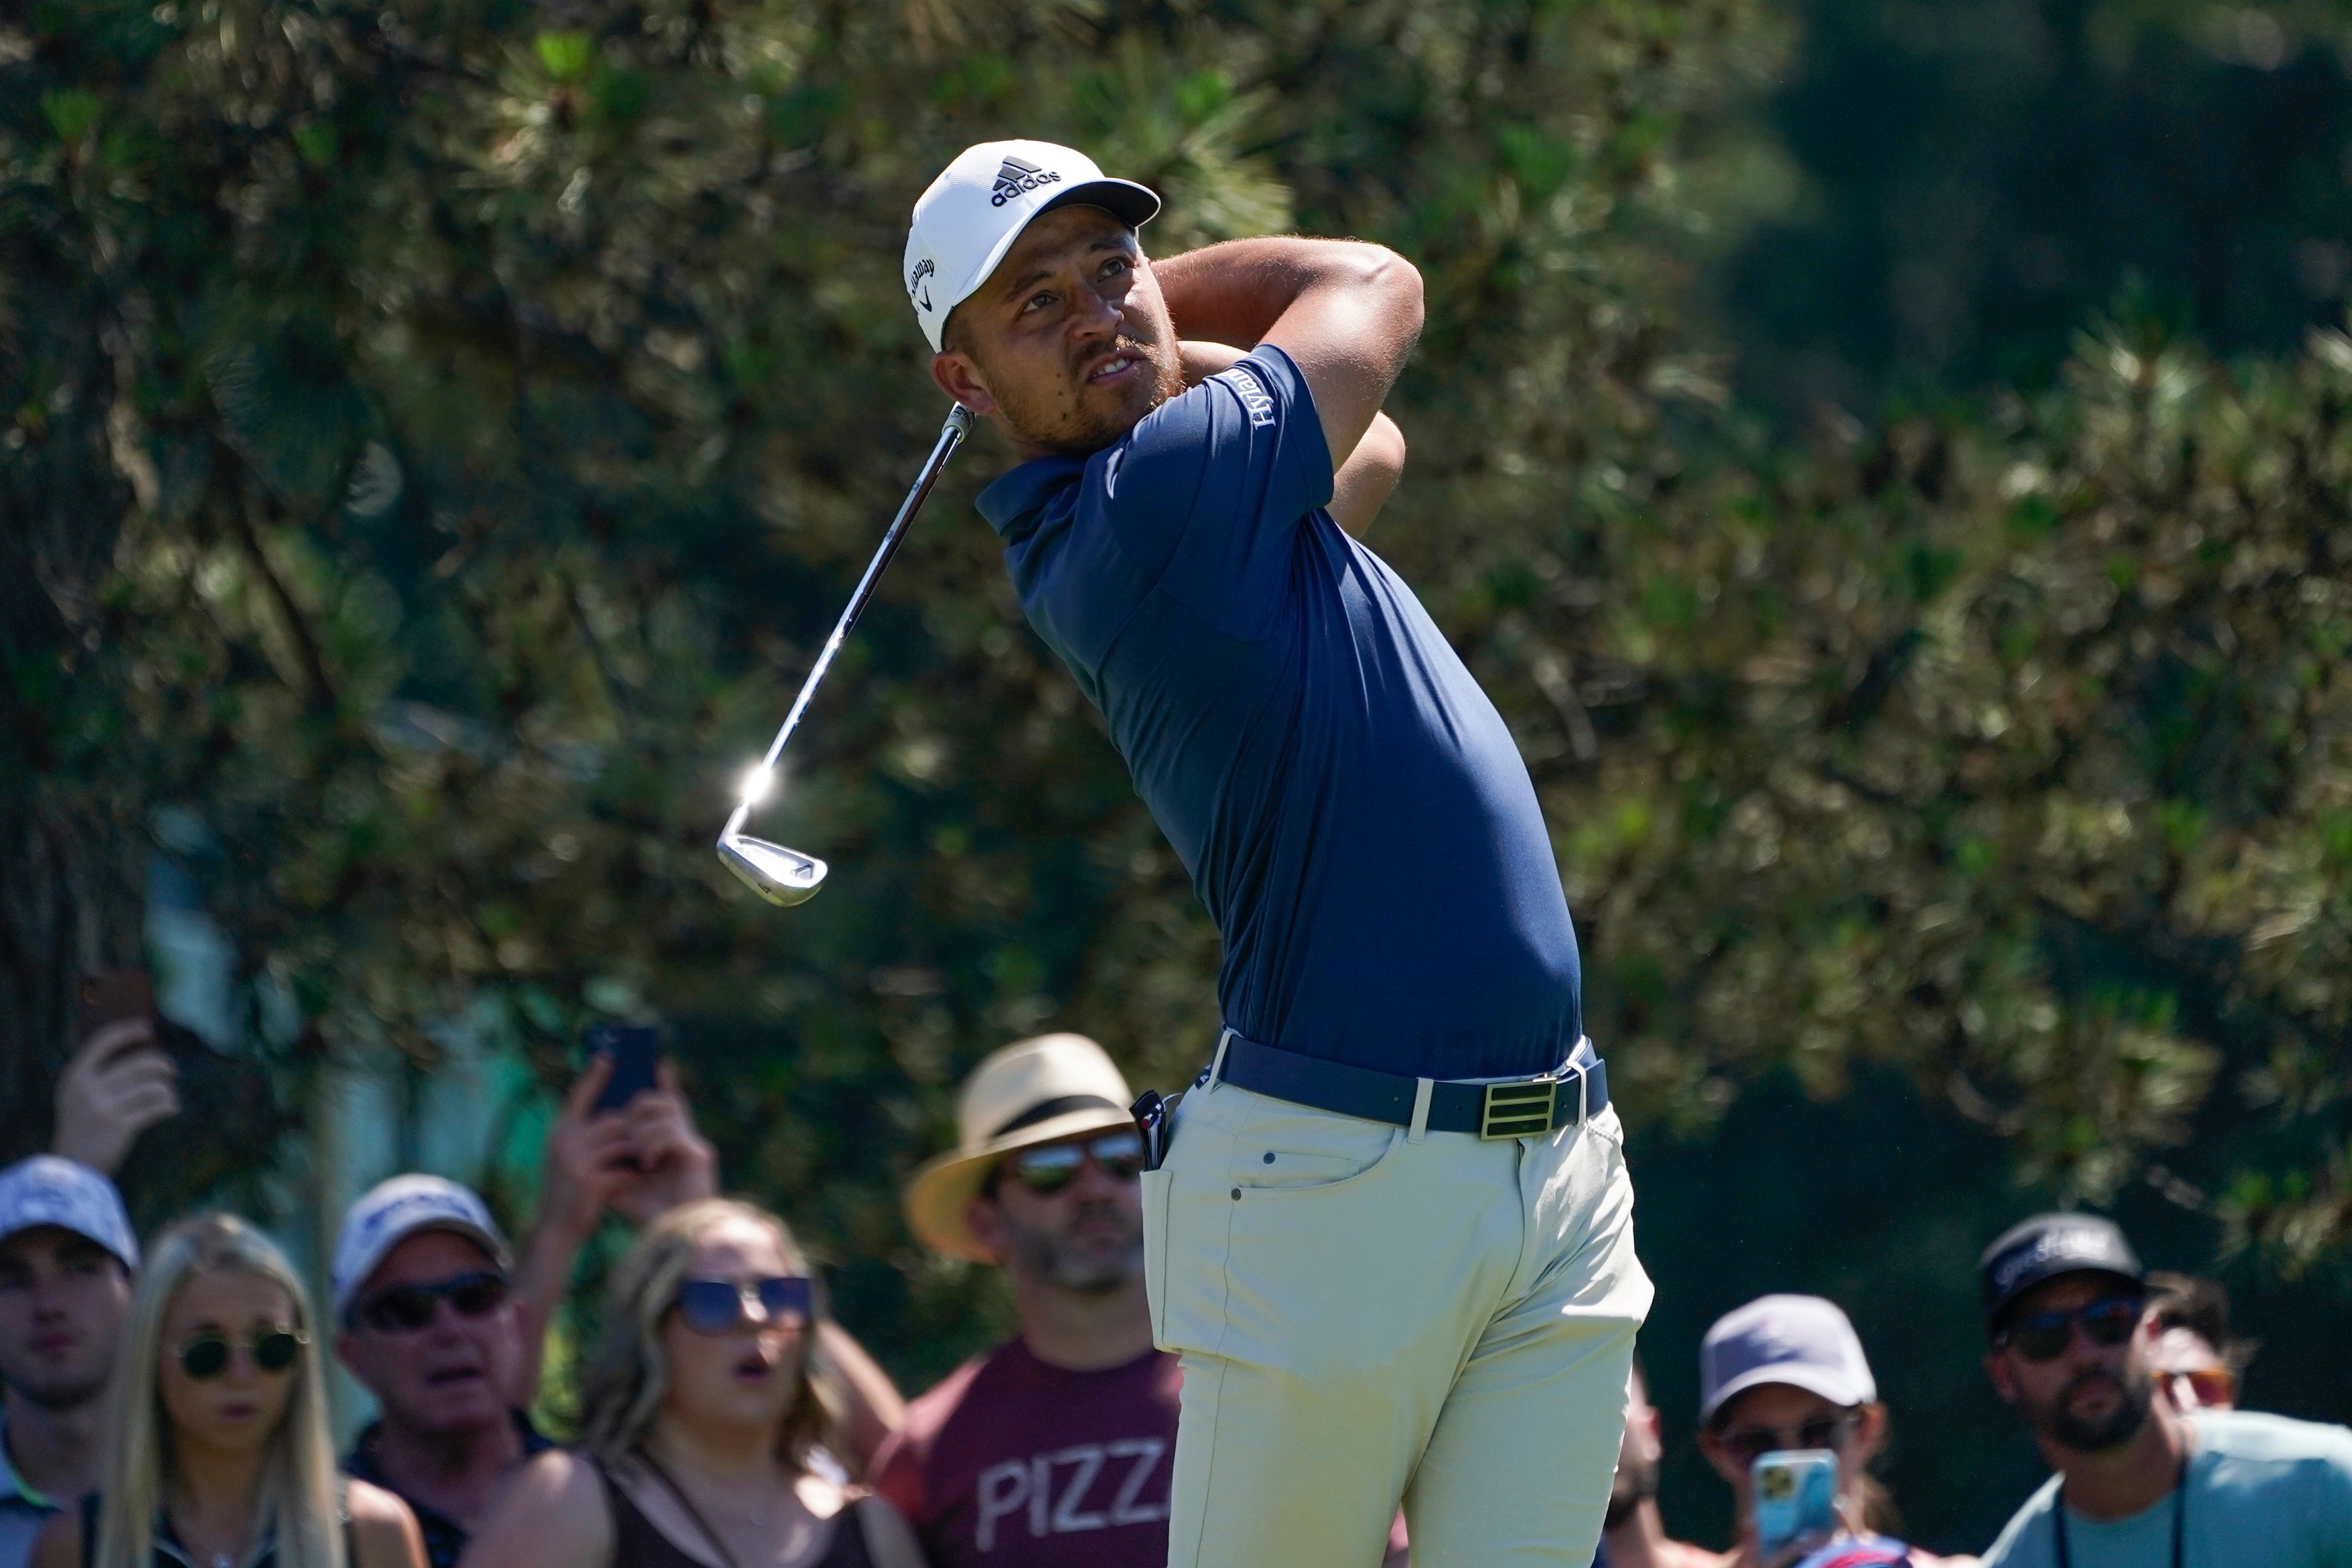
left=4, top=997, right=2349, bottom=1568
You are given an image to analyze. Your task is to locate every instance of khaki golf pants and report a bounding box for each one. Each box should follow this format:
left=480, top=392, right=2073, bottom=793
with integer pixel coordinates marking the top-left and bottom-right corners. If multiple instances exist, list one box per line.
left=1141, top=1077, right=1650, bottom=1568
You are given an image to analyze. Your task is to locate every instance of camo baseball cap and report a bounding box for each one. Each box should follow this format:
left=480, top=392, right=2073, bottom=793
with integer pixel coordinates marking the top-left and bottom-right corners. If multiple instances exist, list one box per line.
left=0, top=1156, right=138, bottom=1270
left=903, top=140, right=1160, bottom=352
left=1979, top=1212, right=2143, bottom=1330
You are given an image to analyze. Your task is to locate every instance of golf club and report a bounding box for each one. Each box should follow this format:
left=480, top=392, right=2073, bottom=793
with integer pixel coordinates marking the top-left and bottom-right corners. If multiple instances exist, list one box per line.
left=717, top=403, right=976, bottom=906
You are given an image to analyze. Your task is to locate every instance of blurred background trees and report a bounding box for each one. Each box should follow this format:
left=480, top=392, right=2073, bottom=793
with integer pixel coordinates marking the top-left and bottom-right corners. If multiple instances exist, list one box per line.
left=7, top=0, right=2352, bottom=1550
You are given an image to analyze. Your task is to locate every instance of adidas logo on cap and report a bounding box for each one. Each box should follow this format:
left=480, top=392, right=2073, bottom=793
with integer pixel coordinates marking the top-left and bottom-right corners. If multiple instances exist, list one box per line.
left=990, top=155, right=1062, bottom=208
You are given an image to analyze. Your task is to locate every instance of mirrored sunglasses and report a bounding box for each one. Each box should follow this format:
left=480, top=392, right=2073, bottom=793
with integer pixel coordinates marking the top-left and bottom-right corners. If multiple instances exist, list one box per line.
left=1999, top=1295, right=2142, bottom=1363
left=351, top=1270, right=510, bottom=1334
left=1007, top=1131, right=1146, bottom=1195
left=675, top=1275, right=814, bottom=1335
left=179, top=1329, right=305, bottom=1381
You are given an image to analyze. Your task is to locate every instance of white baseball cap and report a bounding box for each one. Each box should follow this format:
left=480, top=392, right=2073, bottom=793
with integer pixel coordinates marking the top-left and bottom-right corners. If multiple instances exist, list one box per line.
left=903, top=140, right=1160, bottom=352
left=331, top=1174, right=511, bottom=1320
left=0, top=1156, right=138, bottom=1270
left=1699, top=1293, right=1878, bottom=1423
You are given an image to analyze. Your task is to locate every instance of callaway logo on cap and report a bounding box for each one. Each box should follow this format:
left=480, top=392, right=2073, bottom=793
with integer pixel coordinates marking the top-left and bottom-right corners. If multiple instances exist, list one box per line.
left=903, top=140, right=1161, bottom=352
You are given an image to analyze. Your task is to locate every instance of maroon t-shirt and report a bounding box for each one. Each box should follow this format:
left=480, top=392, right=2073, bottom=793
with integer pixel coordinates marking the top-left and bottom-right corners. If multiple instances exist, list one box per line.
left=875, top=1340, right=1181, bottom=1567
left=876, top=1339, right=1410, bottom=1567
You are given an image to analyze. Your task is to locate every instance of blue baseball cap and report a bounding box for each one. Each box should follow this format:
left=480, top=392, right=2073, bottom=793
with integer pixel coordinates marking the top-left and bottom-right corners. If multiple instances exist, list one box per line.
left=0, top=1156, right=138, bottom=1270
left=1979, top=1212, right=2143, bottom=1329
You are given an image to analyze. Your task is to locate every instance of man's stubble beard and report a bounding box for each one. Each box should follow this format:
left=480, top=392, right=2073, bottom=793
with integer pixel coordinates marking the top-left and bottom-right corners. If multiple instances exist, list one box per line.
left=999, top=1203, right=1144, bottom=1294
left=1, top=1359, right=110, bottom=1412
left=2031, top=1360, right=2156, bottom=1454
left=992, top=332, right=1184, bottom=458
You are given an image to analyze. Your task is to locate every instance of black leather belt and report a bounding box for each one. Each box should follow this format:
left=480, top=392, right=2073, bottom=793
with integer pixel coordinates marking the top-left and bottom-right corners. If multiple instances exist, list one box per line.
left=1214, top=1032, right=1609, bottom=1140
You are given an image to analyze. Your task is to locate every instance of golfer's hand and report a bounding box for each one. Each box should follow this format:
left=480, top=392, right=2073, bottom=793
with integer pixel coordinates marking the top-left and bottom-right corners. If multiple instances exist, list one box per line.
left=610, top=1062, right=717, bottom=1225
left=52, top=1019, right=178, bottom=1175
left=539, top=1057, right=638, bottom=1242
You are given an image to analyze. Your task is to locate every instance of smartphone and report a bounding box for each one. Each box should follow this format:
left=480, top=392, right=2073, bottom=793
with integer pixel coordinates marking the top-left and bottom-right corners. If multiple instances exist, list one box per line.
left=74, top=971, right=155, bottom=1046
left=583, top=1023, right=661, bottom=1115
left=1753, top=1449, right=1839, bottom=1558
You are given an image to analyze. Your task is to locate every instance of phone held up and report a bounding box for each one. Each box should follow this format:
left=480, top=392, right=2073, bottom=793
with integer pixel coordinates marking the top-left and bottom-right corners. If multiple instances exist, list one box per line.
left=583, top=1023, right=662, bottom=1117
left=75, top=971, right=156, bottom=1048
left=1753, top=1449, right=1839, bottom=1559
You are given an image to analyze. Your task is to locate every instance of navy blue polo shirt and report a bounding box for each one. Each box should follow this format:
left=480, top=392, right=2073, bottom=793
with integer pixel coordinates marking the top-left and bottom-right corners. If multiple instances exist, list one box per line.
left=978, top=346, right=1582, bottom=1081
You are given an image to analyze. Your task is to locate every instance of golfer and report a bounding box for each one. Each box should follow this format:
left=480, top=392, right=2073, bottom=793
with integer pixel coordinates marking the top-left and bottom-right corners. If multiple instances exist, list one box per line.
left=904, top=140, right=1652, bottom=1567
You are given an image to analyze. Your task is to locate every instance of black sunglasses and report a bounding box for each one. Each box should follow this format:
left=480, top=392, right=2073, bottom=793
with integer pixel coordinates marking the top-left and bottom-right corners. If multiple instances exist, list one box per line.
left=1998, top=1295, right=2143, bottom=1363
left=674, top=1276, right=815, bottom=1335
left=351, top=1270, right=511, bottom=1334
left=1004, top=1132, right=1146, bottom=1195
left=179, top=1329, right=305, bottom=1381
left=1717, top=1414, right=1854, bottom=1465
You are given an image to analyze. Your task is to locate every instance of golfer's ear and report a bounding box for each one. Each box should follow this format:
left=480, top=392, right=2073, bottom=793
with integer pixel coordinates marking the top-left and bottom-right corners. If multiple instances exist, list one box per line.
left=932, top=351, right=999, bottom=417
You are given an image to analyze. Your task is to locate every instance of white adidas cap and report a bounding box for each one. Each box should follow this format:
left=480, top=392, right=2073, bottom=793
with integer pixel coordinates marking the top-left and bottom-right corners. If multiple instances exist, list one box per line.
left=904, top=140, right=1160, bottom=352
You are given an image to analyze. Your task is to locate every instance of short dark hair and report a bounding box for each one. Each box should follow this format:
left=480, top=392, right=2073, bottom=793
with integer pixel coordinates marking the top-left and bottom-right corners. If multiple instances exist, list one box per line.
left=2145, top=1271, right=2254, bottom=1371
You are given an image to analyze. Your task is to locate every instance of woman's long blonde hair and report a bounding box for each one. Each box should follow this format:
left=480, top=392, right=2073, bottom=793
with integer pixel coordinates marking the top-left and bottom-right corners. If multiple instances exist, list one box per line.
left=94, top=1213, right=345, bottom=1568
left=578, top=1199, right=848, bottom=1473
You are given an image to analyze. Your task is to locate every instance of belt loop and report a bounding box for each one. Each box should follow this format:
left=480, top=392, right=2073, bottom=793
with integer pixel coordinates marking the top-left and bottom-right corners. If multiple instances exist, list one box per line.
left=1207, top=1028, right=1235, bottom=1093
left=1407, top=1077, right=1434, bottom=1143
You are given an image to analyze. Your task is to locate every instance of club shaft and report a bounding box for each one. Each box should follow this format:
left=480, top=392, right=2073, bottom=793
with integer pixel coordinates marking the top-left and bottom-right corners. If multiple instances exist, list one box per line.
left=722, top=404, right=974, bottom=840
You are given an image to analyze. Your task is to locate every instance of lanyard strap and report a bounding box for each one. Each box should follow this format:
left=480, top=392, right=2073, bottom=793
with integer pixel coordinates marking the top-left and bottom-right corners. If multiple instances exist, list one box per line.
left=2052, top=1458, right=2187, bottom=1568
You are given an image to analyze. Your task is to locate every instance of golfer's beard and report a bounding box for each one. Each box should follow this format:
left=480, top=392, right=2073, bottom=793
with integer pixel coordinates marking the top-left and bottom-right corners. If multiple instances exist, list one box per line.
left=1000, top=1204, right=1143, bottom=1293
left=2032, top=1362, right=2155, bottom=1453
left=997, top=335, right=1182, bottom=456
left=1605, top=1451, right=1657, bottom=1530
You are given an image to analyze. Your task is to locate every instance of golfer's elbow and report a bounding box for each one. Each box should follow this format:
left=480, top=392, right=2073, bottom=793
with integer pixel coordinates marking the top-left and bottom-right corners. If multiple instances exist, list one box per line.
left=1331, top=242, right=1425, bottom=338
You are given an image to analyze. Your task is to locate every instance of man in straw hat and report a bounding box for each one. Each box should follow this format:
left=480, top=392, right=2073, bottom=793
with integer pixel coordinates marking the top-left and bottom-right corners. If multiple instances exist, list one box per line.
left=902, top=136, right=1648, bottom=1564
left=879, top=1034, right=1408, bottom=1568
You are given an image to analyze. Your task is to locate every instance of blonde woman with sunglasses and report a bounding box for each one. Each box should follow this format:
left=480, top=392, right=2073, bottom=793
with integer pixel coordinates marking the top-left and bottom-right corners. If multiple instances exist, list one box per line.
left=32, top=1212, right=424, bottom=1568
left=460, top=1200, right=922, bottom=1568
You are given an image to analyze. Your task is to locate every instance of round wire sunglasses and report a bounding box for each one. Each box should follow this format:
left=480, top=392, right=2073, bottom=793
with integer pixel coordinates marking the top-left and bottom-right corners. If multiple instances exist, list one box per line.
left=177, top=1329, right=306, bottom=1380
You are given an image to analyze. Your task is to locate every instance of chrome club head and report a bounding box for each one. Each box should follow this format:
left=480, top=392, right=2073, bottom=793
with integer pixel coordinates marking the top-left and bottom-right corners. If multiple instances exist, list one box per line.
left=713, top=405, right=974, bottom=911
left=717, top=832, right=828, bottom=907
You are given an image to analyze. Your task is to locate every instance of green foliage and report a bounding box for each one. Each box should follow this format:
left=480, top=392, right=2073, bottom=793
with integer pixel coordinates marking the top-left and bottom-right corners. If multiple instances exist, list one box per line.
left=7, top=0, right=2352, bottom=1497
left=1713, top=0, right=2352, bottom=414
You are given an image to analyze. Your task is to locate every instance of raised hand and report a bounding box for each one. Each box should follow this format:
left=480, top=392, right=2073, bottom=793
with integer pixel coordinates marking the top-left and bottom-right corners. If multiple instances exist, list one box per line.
left=608, top=1061, right=717, bottom=1225
left=52, top=1017, right=179, bottom=1175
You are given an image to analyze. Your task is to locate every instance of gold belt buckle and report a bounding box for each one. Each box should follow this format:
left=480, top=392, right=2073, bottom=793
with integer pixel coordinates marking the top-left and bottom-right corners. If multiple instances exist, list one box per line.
left=1478, top=1077, right=1558, bottom=1140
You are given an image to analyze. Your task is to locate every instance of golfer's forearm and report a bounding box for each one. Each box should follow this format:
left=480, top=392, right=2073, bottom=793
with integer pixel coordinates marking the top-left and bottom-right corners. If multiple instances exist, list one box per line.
left=1156, top=238, right=1410, bottom=348
left=1330, top=412, right=1404, bottom=536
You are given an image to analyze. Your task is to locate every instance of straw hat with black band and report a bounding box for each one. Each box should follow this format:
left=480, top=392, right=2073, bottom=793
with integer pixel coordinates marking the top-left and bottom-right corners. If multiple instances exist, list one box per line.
left=905, top=1033, right=1138, bottom=1263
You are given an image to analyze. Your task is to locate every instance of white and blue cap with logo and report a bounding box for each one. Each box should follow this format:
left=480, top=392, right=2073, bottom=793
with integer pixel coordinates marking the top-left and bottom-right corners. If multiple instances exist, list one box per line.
left=0, top=1155, right=138, bottom=1270
left=1699, top=1293, right=1878, bottom=1424
left=904, top=139, right=1161, bottom=352
left=331, top=1173, right=511, bottom=1320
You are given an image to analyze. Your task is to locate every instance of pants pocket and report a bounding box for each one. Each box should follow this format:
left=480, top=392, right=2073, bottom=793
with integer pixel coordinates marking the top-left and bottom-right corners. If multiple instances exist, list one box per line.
left=1140, top=1166, right=1173, bottom=1348
left=1221, top=1090, right=1404, bottom=1195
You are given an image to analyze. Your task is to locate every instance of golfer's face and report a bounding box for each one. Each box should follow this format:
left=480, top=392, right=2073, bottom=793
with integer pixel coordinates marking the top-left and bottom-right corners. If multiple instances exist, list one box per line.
left=943, top=205, right=1180, bottom=454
